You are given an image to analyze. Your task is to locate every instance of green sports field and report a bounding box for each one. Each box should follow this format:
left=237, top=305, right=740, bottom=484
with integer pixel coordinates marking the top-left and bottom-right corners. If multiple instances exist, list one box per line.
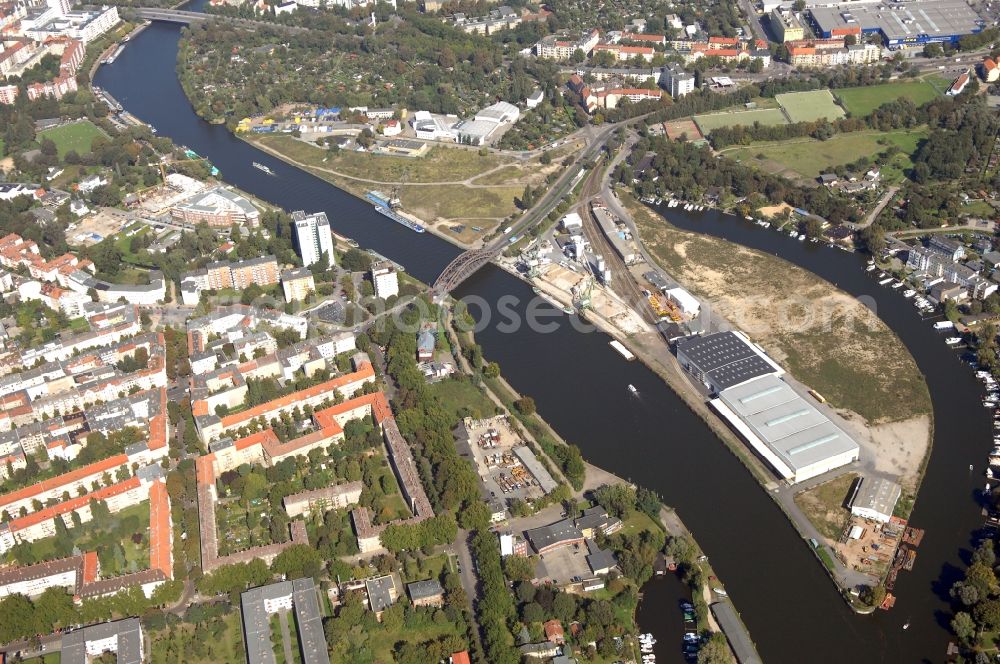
left=727, top=127, right=928, bottom=181
left=693, top=108, right=789, bottom=133
left=834, top=80, right=940, bottom=117
left=38, top=120, right=108, bottom=158
left=774, top=90, right=846, bottom=123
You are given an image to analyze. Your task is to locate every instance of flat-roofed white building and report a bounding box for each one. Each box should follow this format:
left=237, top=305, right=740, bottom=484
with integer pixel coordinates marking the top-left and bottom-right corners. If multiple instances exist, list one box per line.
left=711, top=374, right=860, bottom=483
left=665, top=287, right=699, bottom=316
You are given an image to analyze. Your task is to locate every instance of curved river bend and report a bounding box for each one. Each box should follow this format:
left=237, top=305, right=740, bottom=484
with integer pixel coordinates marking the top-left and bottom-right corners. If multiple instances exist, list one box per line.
left=96, top=16, right=991, bottom=662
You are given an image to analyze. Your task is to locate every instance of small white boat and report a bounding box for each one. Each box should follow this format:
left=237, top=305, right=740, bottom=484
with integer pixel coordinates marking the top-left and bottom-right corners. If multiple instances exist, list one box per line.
left=903, top=290, right=916, bottom=298
left=628, top=384, right=638, bottom=395
left=798, top=234, right=806, bottom=241
left=945, top=337, right=962, bottom=345
left=878, top=277, right=893, bottom=286
left=253, top=162, right=276, bottom=175
left=712, top=587, right=728, bottom=597
left=891, top=281, right=904, bottom=289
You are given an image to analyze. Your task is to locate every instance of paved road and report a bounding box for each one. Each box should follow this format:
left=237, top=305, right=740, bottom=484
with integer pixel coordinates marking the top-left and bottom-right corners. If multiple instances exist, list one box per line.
left=452, top=529, right=484, bottom=656
left=845, top=186, right=899, bottom=230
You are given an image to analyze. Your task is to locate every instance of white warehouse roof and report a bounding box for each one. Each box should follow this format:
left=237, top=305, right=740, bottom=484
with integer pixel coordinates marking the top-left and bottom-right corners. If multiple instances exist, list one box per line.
left=665, top=287, right=699, bottom=315
left=712, top=374, right=860, bottom=483
left=475, top=101, right=520, bottom=124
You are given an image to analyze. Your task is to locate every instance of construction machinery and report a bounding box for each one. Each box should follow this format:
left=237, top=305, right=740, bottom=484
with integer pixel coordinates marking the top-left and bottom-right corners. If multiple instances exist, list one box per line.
left=573, top=275, right=593, bottom=310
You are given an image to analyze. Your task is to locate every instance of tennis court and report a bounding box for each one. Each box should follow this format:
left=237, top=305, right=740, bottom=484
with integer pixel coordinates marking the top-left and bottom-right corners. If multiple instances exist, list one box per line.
left=775, top=90, right=846, bottom=123
left=664, top=117, right=704, bottom=141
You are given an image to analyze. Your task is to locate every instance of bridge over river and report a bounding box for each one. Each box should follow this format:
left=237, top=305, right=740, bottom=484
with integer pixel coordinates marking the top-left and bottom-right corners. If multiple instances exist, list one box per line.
left=134, top=7, right=309, bottom=32
left=432, top=123, right=622, bottom=293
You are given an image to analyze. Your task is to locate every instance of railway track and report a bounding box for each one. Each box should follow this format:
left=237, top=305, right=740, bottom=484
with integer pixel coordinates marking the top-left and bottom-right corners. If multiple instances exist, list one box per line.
left=575, top=167, right=658, bottom=324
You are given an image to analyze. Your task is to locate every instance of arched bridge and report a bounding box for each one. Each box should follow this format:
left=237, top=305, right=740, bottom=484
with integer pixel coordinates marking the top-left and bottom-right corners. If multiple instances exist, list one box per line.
left=433, top=122, right=622, bottom=295
left=433, top=247, right=502, bottom=294
left=134, top=7, right=309, bottom=32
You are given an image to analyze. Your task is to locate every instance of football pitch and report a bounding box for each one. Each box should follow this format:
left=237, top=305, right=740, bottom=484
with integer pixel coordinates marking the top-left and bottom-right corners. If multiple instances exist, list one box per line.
left=834, top=80, right=940, bottom=117
left=693, top=108, right=789, bottom=134
left=774, top=90, right=846, bottom=123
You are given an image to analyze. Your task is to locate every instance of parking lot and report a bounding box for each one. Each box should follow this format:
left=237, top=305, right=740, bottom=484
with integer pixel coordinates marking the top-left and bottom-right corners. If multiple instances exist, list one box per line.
left=534, top=542, right=593, bottom=585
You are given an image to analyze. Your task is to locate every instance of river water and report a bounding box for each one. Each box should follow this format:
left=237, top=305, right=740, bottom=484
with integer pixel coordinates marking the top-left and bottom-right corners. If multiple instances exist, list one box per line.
left=95, top=15, right=992, bottom=662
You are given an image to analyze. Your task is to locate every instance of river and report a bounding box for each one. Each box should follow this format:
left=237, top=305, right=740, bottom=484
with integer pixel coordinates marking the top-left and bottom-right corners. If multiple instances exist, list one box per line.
left=94, top=14, right=991, bottom=662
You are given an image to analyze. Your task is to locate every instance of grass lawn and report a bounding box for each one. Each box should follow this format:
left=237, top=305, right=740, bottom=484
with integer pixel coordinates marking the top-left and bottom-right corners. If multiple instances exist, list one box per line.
left=470, top=165, right=528, bottom=186
left=727, top=128, right=928, bottom=181
left=775, top=90, right=846, bottom=123
left=793, top=473, right=858, bottom=541
left=368, top=623, right=462, bottom=664
left=427, top=377, right=498, bottom=421
left=150, top=612, right=245, bottom=664
left=834, top=80, right=940, bottom=117
left=39, top=120, right=108, bottom=158
left=107, top=267, right=152, bottom=286
left=12, top=502, right=150, bottom=576
left=114, top=228, right=150, bottom=264
left=693, top=108, right=788, bottom=134
left=620, top=509, right=662, bottom=536
left=67, top=316, right=90, bottom=332
left=924, top=74, right=955, bottom=96
left=962, top=199, right=995, bottom=217
left=401, top=553, right=449, bottom=584
left=253, top=135, right=509, bottom=183
left=626, top=196, right=930, bottom=424
left=816, top=545, right=836, bottom=570
left=400, top=184, right=521, bottom=221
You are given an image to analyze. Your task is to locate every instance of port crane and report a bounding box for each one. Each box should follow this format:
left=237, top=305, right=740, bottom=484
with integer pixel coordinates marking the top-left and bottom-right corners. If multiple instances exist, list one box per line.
left=572, top=275, right=593, bottom=311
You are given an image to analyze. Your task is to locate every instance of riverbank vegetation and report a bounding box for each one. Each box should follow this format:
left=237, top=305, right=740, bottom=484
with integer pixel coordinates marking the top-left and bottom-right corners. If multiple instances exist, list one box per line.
left=626, top=196, right=929, bottom=425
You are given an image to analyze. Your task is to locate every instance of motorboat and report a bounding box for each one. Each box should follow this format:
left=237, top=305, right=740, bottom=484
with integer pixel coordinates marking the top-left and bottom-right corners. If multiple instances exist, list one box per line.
left=945, top=337, right=962, bottom=345
left=628, top=384, right=639, bottom=396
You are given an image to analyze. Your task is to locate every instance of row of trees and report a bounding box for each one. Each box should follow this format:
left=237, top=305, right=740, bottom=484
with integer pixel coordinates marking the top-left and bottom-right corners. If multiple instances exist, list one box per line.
left=0, top=581, right=183, bottom=645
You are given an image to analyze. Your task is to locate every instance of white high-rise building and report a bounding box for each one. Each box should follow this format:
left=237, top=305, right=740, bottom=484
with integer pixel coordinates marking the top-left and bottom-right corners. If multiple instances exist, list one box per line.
left=371, top=261, right=399, bottom=299
left=663, top=66, right=695, bottom=98
left=292, top=210, right=334, bottom=269
left=47, top=0, right=70, bottom=16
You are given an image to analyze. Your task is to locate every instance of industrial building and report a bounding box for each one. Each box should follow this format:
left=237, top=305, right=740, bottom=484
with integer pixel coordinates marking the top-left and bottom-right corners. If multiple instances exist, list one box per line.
left=675, top=330, right=784, bottom=394
left=850, top=476, right=901, bottom=523
left=771, top=8, right=805, bottom=42
left=677, top=331, right=859, bottom=483
left=808, top=0, right=984, bottom=47
left=241, top=579, right=330, bottom=664
left=711, top=374, right=860, bottom=483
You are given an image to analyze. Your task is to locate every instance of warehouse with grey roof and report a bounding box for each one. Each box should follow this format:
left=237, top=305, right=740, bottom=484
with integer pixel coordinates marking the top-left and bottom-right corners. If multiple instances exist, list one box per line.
left=675, top=330, right=784, bottom=394
left=711, top=374, right=860, bottom=483
left=808, top=0, right=984, bottom=46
